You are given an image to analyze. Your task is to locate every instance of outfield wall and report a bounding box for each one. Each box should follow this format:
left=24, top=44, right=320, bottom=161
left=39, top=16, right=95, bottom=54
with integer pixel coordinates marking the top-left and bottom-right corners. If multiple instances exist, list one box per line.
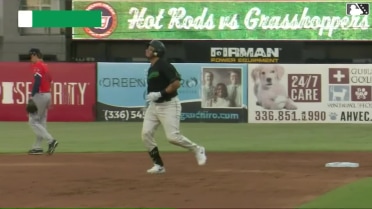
left=248, top=64, right=372, bottom=123
left=96, top=63, right=248, bottom=123
left=0, top=62, right=370, bottom=123
left=0, top=62, right=96, bottom=122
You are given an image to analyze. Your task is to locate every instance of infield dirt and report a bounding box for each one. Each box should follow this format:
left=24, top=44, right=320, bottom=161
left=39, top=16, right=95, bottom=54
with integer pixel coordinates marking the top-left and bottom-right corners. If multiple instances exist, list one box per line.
left=1, top=152, right=371, bottom=208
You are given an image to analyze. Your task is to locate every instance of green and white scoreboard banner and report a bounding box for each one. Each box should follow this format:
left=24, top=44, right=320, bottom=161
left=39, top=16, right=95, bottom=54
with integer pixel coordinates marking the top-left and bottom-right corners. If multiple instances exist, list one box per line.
left=248, top=64, right=372, bottom=124
left=18, top=10, right=101, bottom=28
left=72, top=0, right=370, bottom=40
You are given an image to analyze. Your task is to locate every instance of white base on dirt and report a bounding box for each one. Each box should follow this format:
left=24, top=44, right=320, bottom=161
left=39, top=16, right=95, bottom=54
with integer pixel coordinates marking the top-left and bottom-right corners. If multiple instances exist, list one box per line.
left=325, top=162, right=359, bottom=168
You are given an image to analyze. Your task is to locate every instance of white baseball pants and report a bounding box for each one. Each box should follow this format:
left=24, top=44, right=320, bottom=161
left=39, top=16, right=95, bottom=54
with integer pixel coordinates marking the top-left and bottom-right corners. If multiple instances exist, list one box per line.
left=141, top=97, right=198, bottom=151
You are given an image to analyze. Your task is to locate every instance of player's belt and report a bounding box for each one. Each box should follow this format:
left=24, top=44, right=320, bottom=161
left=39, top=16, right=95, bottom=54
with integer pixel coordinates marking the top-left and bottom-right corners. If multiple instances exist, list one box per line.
left=155, top=96, right=175, bottom=103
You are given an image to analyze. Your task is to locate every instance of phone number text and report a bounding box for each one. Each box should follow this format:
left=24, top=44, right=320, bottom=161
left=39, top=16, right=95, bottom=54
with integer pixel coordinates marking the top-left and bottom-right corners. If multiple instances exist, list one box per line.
left=255, top=111, right=326, bottom=121
left=103, top=110, right=145, bottom=121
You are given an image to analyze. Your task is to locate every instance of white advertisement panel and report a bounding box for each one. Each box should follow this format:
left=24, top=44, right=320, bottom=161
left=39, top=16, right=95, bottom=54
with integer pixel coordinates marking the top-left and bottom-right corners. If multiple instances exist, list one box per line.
left=248, top=64, right=372, bottom=123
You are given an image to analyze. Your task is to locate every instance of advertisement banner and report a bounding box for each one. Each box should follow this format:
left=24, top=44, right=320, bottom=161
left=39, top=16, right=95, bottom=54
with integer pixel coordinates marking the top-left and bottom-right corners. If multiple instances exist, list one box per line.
left=97, top=62, right=248, bottom=122
left=72, top=1, right=371, bottom=40
left=183, top=41, right=304, bottom=64
left=248, top=64, right=372, bottom=123
left=0, top=63, right=96, bottom=121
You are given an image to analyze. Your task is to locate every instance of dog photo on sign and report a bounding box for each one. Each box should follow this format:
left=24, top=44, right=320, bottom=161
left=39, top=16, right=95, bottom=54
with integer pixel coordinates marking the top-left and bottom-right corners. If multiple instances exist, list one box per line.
left=251, top=64, right=297, bottom=110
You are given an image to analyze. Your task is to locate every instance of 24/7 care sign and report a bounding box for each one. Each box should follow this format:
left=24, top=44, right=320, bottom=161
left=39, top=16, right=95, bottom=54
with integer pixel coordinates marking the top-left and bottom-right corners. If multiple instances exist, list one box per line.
left=248, top=64, right=372, bottom=124
left=72, top=0, right=370, bottom=40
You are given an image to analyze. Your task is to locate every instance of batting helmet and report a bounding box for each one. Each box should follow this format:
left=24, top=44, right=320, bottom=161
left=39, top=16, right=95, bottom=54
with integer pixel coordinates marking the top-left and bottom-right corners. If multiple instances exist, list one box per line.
left=147, top=40, right=166, bottom=57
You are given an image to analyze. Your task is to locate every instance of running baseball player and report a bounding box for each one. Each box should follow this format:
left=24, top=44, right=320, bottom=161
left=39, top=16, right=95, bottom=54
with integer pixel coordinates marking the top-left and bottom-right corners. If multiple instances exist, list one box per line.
left=142, top=40, right=207, bottom=174
left=26, top=48, right=59, bottom=155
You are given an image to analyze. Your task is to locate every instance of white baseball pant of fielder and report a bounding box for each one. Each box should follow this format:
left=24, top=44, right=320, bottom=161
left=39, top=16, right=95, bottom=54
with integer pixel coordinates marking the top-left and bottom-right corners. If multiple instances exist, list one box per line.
left=29, top=92, right=55, bottom=149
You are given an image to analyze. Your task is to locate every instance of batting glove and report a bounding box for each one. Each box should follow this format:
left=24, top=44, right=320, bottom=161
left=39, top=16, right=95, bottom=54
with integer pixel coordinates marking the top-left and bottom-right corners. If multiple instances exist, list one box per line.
left=146, top=92, right=162, bottom=102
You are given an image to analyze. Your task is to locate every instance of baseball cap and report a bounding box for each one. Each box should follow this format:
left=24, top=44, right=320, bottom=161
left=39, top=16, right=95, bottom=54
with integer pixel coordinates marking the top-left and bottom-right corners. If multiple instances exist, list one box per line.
left=29, top=48, right=41, bottom=55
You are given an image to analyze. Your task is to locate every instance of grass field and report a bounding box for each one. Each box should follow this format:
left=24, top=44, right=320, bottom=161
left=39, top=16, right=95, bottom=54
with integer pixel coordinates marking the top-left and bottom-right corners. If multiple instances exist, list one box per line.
left=2, top=122, right=372, bottom=153
left=2, top=121, right=372, bottom=208
left=298, top=177, right=372, bottom=209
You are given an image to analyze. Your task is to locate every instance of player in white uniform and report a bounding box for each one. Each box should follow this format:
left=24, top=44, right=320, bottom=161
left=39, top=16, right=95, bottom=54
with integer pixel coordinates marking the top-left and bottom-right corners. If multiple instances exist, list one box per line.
left=142, top=40, right=207, bottom=174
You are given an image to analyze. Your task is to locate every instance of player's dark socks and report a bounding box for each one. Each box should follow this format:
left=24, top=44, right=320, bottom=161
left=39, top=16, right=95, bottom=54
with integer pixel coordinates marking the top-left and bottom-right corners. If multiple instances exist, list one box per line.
left=149, top=147, right=164, bottom=166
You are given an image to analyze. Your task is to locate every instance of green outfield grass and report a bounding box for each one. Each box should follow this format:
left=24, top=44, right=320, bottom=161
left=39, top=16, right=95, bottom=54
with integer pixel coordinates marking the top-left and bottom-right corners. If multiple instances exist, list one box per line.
left=1, top=122, right=372, bottom=153
left=298, top=178, right=372, bottom=209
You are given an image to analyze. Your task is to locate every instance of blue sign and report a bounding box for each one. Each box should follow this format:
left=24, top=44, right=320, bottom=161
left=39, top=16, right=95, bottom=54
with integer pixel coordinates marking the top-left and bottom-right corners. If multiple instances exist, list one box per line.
left=97, top=63, right=148, bottom=107
left=96, top=62, right=248, bottom=122
left=97, top=63, right=205, bottom=107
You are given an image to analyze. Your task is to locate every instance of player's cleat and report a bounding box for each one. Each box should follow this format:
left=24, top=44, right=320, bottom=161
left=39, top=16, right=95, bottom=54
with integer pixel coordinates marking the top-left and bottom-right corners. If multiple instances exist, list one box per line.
left=147, top=164, right=166, bottom=174
left=47, top=140, right=59, bottom=155
left=195, top=146, right=207, bottom=166
left=28, top=149, right=44, bottom=155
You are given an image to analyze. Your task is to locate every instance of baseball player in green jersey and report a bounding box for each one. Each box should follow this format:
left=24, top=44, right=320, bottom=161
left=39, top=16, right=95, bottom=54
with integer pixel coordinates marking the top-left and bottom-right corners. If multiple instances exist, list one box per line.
left=142, top=40, right=207, bottom=174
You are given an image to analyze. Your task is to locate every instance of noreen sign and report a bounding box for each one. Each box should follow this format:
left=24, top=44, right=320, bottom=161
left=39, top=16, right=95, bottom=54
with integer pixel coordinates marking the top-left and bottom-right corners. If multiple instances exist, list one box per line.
left=72, top=0, right=371, bottom=40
